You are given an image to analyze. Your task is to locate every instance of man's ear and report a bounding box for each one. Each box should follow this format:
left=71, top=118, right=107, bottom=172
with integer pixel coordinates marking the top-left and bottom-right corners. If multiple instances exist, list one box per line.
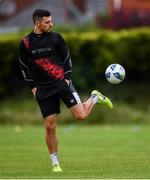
left=35, top=20, right=40, bottom=27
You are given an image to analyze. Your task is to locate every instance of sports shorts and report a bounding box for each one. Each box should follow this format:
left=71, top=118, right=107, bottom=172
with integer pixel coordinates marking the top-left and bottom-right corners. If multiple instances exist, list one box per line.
left=35, top=80, right=81, bottom=118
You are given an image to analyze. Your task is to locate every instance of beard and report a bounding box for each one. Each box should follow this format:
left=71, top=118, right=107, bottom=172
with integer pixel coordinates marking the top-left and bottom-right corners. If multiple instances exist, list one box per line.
left=43, top=26, right=51, bottom=33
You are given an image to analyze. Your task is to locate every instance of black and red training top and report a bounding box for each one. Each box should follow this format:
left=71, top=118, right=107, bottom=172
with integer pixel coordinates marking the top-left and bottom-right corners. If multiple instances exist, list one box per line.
left=19, top=31, right=72, bottom=91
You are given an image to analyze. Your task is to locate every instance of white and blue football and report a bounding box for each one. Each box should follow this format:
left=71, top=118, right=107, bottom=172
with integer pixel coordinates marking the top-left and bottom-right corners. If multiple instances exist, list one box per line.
left=105, top=64, right=125, bottom=84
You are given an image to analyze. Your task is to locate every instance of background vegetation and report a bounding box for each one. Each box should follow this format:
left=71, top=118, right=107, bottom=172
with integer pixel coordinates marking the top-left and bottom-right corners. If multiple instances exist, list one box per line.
left=0, top=27, right=150, bottom=95
left=0, top=26, right=150, bottom=124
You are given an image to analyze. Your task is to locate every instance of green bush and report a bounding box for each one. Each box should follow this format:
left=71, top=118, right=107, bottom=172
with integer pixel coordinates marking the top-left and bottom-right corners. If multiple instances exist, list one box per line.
left=0, top=28, right=150, bottom=97
left=64, top=28, right=150, bottom=91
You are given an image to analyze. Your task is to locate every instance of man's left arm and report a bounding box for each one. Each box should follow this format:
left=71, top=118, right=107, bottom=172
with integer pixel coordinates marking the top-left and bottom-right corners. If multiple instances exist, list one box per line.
left=56, top=33, right=72, bottom=84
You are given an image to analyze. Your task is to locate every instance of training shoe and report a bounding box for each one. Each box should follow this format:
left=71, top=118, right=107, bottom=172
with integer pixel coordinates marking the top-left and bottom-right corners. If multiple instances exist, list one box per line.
left=52, top=164, right=63, bottom=172
left=91, top=90, right=113, bottom=109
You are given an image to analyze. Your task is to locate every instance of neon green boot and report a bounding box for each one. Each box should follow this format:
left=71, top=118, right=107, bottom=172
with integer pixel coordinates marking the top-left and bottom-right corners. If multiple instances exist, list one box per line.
left=91, top=90, right=113, bottom=109
left=52, top=164, right=63, bottom=172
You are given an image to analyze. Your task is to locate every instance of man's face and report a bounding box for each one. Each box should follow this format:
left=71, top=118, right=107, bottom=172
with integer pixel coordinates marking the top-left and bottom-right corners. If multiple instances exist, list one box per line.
left=35, top=16, right=53, bottom=33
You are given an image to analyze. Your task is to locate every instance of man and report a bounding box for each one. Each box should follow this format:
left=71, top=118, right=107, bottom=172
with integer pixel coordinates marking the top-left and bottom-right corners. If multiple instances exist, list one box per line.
left=19, top=9, right=113, bottom=172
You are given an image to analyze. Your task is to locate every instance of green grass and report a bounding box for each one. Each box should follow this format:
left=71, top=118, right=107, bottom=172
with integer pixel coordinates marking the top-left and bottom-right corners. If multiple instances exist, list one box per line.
left=1, top=125, right=150, bottom=179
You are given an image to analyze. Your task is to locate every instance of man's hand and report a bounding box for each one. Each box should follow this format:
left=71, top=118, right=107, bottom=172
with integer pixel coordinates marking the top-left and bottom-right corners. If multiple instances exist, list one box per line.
left=65, top=79, right=70, bottom=86
left=31, top=87, right=37, bottom=97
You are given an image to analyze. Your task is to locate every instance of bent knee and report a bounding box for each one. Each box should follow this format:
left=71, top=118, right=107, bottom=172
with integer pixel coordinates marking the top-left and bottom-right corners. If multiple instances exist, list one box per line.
left=74, top=112, right=88, bottom=121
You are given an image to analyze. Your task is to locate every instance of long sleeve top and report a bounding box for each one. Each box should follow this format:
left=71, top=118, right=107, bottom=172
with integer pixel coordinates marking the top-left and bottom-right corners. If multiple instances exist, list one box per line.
left=19, top=31, right=72, bottom=90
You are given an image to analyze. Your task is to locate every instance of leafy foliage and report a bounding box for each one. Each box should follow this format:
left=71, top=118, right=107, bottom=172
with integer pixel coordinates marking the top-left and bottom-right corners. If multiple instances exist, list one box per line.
left=0, top=28, right=150, bottom=97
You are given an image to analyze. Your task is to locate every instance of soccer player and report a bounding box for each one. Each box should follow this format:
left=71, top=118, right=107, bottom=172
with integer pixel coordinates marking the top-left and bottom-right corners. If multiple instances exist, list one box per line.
left=19, top=9, right=113, bottom=172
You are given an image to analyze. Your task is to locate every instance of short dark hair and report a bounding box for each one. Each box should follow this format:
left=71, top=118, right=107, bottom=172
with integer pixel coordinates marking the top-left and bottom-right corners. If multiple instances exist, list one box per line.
left=33, top=9, right=51, bottom=24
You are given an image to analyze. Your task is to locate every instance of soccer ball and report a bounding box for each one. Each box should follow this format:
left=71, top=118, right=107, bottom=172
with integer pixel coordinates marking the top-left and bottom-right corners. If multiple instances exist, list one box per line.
left=105, top=64, right=125, bottom=84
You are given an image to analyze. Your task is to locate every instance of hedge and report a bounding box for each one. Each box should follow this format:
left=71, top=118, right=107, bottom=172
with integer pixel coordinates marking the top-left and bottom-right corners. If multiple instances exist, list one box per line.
left=0, top=28, right=150, bottom=98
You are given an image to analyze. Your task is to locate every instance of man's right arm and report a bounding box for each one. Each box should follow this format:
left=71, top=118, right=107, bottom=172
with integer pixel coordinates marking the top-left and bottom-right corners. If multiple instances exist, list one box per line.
left=19, top=40, right=36, bottom=92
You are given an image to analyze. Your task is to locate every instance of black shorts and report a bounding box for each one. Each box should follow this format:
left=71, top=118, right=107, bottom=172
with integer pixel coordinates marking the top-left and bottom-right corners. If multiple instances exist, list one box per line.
left=35, top=80, right=81, bottom=118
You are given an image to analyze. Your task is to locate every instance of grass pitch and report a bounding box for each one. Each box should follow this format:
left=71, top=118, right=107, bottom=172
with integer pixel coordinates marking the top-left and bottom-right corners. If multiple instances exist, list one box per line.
left=1, top=124, right=150, bottom=179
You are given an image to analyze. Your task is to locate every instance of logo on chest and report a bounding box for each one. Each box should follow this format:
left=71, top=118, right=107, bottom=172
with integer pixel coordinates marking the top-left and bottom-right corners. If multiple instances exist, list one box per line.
left=32, top=47, right=52, bottom=54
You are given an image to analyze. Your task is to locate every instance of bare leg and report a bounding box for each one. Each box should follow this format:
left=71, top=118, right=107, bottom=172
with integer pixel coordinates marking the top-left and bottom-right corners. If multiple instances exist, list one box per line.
left=69, top=98, right=95, bottom=121
left=44, top=114, right=62, bottom=171
left=83, top=98, right=94, bottom=113
left=44, top=114, right=57, bottom=153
